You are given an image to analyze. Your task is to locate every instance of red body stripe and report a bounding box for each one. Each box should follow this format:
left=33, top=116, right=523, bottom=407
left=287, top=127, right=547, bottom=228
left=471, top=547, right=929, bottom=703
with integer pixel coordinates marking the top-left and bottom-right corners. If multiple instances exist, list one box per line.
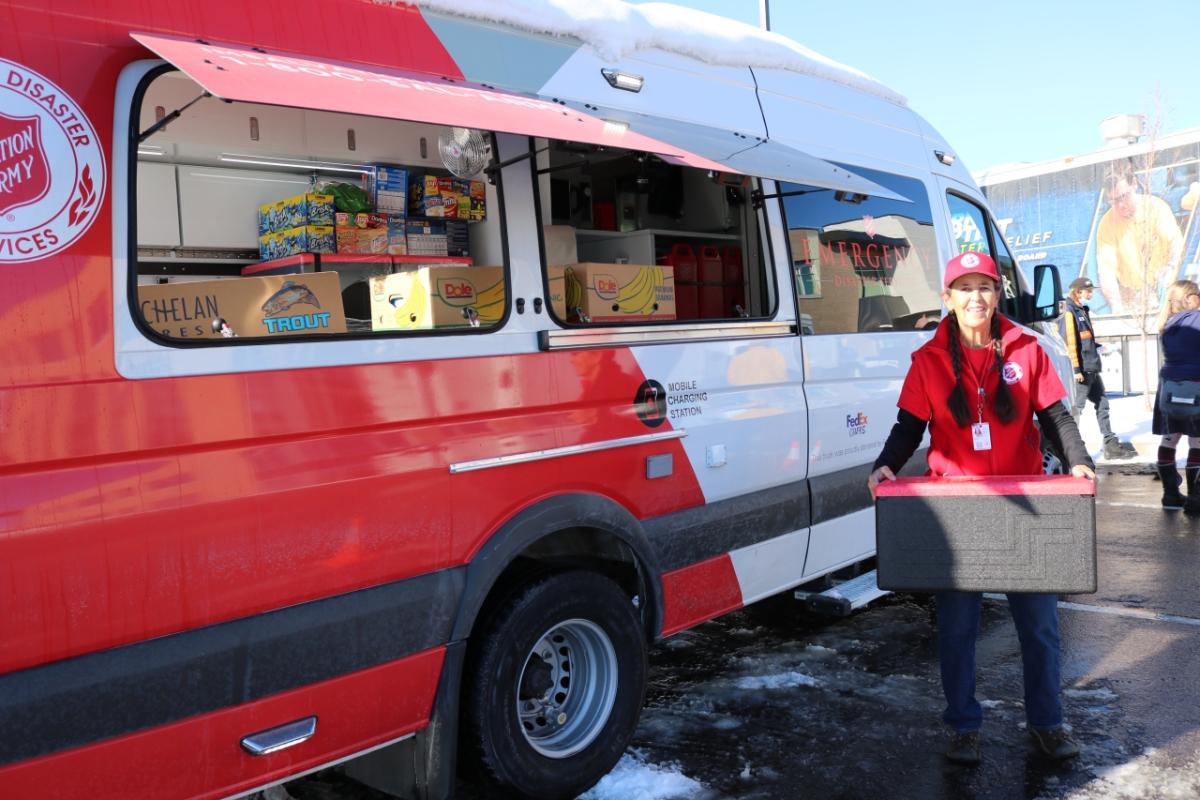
left=0, top=647, right=445, bottom=800
left=659, top=554, right=744, bottom=637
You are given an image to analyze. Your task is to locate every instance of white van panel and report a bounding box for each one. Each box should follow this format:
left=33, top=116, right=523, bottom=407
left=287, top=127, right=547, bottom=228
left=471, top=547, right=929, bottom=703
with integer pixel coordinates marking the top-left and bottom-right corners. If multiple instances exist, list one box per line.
left=629, top=336, right=807, bottom=504
left=729, top=527, right=811, bottom=605
left=754, top=68, right=927, bottom=174
left=535, top=47, right=766, bottom=138
left=803, top=507, right=875, bottom=578
left=801, top=332, right=922, bottom=477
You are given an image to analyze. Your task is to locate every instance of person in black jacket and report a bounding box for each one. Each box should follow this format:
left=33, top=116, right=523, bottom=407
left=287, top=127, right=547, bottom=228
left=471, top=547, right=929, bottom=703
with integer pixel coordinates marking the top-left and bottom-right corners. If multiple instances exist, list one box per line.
left=1061, top=277, right=1135, bottom=460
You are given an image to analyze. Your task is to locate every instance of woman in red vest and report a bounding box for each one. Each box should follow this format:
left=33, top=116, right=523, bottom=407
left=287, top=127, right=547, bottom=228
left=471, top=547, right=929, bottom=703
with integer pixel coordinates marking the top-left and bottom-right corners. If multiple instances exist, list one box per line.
left=867, top=252, right=1095, bottom=766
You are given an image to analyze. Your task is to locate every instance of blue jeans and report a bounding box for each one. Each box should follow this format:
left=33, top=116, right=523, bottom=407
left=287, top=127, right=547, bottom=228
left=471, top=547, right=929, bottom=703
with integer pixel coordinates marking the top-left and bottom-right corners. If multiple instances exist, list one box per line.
left=935, top=592, right=1063, bottom=732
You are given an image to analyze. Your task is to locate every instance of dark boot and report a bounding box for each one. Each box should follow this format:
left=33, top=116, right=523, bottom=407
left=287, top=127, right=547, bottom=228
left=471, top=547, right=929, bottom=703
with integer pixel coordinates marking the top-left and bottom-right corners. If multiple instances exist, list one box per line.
left=944, top=730, right=981, bottom=765
left=1029, top=726, right=1080, bottom=760
left=1104, top=439, right=1136, bottom=460
left=1186, top=467, right=1200, bottom=515
left=1159, top=464, right=1185, bottom=510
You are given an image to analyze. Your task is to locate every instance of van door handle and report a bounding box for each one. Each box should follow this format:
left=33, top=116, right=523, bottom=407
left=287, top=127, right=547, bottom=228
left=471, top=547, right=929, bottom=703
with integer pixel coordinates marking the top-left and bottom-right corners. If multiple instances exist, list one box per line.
left=240, top=716, right=317, bottom=756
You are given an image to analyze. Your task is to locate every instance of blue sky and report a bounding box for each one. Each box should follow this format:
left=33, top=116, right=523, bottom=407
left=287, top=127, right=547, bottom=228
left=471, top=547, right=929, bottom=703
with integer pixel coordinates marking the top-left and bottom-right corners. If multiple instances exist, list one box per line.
left=639, top=0, right=1200, bottom=174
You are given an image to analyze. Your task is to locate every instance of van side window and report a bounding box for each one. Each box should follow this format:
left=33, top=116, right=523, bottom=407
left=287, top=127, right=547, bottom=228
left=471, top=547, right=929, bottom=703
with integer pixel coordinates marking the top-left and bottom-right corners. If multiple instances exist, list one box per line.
left=780, top=169, right=940, bottom=334
left=947, top=193, right=1021, bottom=315
left=539, top=142, right=774, bottom=325
left=132, top=69, right=508, bottom=343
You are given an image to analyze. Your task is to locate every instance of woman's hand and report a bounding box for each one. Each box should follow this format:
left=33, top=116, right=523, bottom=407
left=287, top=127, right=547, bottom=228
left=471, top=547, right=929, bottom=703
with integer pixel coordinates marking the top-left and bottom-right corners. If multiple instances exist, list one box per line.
left=867, top=465, right=895, bottom=499
left=1070, top=464, right=1096, bottom=480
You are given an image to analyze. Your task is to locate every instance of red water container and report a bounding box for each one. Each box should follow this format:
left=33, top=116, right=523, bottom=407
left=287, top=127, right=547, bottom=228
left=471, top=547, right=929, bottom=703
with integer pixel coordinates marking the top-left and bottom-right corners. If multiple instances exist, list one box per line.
left=721, top=245, right=745, bottom=314
left=698, top=245, right=725, bottom=318
left=659, top=243, right=698, bottom=319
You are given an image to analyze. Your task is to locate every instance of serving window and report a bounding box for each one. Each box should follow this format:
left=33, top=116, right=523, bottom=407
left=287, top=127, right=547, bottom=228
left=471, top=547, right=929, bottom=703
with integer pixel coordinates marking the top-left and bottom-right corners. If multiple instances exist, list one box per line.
left=131, top=68, right=508, bottom=344
left=779, top=168, right=941, bottom=335
left=537, top=139, right=776, bottom=326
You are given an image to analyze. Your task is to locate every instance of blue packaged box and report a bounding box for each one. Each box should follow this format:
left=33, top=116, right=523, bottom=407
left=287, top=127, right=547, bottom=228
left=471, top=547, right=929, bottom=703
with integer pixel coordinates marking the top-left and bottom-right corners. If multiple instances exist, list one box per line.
left=257, top=193, right=335, bottom=235
left=374, top=165, right=409, bottom=215
left=258, top=225, right=336, bottom=261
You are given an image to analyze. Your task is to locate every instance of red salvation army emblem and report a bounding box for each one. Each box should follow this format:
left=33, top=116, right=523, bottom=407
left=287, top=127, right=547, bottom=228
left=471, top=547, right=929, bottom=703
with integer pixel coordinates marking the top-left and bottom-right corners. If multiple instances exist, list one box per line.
left=0, top=112, right=49, bottom=216
left=1002, top=361, right=1024, bottom=385
left=0, top=58, right=106, bottom=264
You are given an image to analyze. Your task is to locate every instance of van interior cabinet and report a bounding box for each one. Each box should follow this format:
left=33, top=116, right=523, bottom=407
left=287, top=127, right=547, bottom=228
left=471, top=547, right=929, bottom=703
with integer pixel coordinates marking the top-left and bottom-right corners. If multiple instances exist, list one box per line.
left=136, top=162, right=181, bottom=248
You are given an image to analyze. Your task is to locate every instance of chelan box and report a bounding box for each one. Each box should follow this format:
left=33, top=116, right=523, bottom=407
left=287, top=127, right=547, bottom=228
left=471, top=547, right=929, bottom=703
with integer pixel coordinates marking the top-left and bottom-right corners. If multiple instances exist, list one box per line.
left=874, top=475, right=1096, bottom=594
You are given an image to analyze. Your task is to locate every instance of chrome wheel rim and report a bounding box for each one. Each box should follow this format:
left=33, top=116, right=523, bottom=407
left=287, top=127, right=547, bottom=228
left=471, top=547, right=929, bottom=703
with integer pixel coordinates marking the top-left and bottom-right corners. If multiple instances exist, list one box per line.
left=516, top=618, right=618, bottom=758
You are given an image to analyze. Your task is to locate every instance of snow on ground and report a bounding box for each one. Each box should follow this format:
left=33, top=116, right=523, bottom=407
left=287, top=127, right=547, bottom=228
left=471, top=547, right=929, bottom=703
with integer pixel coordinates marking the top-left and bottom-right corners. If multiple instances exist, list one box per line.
left=733, top=671, right=820, bottom=690
left=580, top=751, right=708, bottom=800
left=1040, top=751, right=1200, bottom=800
left=398, top=0, right=904, bottom=104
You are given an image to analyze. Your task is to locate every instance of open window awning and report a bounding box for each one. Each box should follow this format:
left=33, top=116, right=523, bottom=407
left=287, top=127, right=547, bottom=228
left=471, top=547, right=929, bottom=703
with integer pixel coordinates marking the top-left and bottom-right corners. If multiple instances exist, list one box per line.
left=131, top=32, right=729, bottom=172
left=132, top=32, right=904, bottom=201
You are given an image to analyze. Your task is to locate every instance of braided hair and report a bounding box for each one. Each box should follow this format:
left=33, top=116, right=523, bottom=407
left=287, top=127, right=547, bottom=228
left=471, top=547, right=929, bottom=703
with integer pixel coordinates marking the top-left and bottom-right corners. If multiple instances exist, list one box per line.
left=946, top=311, right=1017, bottom=427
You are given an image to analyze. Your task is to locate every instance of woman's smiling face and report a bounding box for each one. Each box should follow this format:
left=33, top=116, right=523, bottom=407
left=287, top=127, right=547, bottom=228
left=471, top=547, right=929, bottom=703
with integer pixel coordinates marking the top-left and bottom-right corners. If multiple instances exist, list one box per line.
left=943, top=274, right=999, bottom=332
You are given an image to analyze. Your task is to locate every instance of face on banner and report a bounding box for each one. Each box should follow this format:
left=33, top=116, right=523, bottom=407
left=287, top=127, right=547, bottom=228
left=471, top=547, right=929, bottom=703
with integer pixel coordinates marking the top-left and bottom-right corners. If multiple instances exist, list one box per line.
left=1085, top=164, right=1194, bottom=317
left=984, top=155, right=1200, bottom=319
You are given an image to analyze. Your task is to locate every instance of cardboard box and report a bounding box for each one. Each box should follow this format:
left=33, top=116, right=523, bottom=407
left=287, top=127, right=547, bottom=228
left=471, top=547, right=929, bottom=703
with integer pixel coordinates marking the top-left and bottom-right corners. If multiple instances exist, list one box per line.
left=369, top=265, right=504, bottom=330
left=258, top=225, right=335, bottom=260
left=407, top=219, right=448, bottom=256
left=374, top=165, right=409, bottom=215
left=408, top=174, right=486, bottom=220
left=258, top=193, right=335, bottom=235
left=335, top=213, right=394, bottom=255
left=138, top=272, right=347, bottom=339
left=386, top=215, right=407, bottom=255
left=874, top=476, right=1097, bottom=593
left=547, top=263, right=676, bottom=323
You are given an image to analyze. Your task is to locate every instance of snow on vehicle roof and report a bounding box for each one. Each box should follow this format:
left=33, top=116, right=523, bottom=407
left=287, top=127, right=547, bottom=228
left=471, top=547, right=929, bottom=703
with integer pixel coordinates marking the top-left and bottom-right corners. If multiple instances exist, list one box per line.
left=400, top=0, right=906, bottom=106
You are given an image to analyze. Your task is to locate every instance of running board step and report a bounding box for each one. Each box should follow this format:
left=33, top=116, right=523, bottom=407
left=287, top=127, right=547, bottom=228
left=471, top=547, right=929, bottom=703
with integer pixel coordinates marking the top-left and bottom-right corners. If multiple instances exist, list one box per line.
left=794, top=570, right=890, bottom=617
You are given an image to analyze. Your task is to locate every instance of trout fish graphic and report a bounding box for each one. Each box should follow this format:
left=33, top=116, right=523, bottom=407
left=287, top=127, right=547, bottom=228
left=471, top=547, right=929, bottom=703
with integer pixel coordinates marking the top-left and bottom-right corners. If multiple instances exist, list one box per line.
left=261, top=281, right=321, bottom=315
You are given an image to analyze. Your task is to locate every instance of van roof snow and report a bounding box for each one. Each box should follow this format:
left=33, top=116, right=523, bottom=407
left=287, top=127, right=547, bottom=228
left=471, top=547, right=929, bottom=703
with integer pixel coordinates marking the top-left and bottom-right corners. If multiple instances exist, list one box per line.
left=399, top=0, right=906, bottom=106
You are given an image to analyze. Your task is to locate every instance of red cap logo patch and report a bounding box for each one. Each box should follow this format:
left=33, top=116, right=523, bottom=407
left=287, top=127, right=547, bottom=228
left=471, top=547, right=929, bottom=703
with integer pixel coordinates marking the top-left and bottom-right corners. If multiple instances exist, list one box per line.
left=0, top=58, right=105, bottom=264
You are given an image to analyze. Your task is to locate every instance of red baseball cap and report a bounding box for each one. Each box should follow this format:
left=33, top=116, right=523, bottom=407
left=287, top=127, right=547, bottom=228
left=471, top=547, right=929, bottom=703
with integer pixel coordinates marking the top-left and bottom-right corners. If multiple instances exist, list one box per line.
left=944, top=251, right=1000, bottom=288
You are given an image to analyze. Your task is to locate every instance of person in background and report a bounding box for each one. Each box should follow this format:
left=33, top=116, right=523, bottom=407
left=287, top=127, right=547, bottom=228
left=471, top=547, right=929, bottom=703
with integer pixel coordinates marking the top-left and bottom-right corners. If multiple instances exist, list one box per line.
left=867, top=252, right=1095, bottom=766
left=1061, top=277, right=1136, bottom=460
left=1153, top=279, right=1200, bottom=512
left=1095, top=167, right=1183, bottom=315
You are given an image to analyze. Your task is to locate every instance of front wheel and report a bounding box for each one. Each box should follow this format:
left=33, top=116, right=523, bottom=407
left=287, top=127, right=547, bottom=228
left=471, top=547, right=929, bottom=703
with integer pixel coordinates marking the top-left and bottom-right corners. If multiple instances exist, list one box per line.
left=463, top=570, right=647, bottom=800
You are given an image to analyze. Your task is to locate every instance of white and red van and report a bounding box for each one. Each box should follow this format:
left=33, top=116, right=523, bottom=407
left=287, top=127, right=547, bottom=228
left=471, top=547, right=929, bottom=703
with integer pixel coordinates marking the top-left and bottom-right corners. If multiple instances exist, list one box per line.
left=0, top=2, right=1068, bottom=798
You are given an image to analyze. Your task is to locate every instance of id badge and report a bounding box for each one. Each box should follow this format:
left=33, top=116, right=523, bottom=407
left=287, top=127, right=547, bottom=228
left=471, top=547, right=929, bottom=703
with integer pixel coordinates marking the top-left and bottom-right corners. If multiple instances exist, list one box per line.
left=972, top=422, right=992, bottom=451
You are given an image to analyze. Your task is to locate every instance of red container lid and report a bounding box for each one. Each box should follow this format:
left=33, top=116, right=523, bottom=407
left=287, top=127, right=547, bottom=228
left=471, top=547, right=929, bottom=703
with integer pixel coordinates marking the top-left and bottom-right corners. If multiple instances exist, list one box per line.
left=875, top=475, right=1095, bottom=498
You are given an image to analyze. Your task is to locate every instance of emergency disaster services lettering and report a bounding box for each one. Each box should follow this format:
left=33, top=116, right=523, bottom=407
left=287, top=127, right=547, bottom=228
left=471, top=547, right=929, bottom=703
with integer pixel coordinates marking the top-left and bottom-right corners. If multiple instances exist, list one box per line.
left=0, top=58, right=105, bottom=264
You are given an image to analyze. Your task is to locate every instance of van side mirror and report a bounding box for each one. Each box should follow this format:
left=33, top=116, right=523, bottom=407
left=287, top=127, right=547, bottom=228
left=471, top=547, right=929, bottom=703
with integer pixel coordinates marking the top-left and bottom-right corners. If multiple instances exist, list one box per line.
left=1031, top=264, right=1062, bottom=322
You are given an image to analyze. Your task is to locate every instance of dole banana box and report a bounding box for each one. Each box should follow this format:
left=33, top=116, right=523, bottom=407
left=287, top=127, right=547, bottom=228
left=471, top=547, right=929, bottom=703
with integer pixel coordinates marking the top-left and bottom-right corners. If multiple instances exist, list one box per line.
left=257, top=193, right=335, bottom=235
left=369, top=266, right=505, bottom=330
left=546, top=263, right=675, bottom=323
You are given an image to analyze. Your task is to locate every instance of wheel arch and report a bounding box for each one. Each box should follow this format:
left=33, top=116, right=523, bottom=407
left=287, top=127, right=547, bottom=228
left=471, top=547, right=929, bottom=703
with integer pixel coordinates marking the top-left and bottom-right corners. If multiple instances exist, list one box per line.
left=449, top=493, right=664, bottom=645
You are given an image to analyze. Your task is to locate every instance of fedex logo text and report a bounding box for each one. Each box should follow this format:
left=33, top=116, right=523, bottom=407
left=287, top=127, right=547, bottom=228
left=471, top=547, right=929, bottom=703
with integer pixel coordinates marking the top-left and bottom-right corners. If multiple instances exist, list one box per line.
left=846, top=412, right=868, bottom=437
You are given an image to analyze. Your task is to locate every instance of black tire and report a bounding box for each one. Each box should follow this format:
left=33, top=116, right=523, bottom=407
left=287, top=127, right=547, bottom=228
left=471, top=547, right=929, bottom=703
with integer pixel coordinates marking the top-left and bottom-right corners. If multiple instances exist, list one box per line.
left=463, top=570, right=647, bottom=800
left=1042, top=441, right=1066, bottom=475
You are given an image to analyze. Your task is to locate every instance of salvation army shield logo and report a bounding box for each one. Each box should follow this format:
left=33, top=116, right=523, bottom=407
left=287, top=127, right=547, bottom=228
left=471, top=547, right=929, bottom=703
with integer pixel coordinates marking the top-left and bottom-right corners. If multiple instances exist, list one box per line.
left=1002, top=361, right=1024, bottom=385
left=0, top=58, right=105, bottom=264
left=0, top=112, right=48, bottom=216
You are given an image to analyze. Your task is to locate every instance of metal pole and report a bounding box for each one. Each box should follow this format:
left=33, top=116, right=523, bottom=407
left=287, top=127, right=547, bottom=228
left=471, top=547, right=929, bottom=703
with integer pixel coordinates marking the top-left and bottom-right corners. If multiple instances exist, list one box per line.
left=759, top=0, right=770, bottom=30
